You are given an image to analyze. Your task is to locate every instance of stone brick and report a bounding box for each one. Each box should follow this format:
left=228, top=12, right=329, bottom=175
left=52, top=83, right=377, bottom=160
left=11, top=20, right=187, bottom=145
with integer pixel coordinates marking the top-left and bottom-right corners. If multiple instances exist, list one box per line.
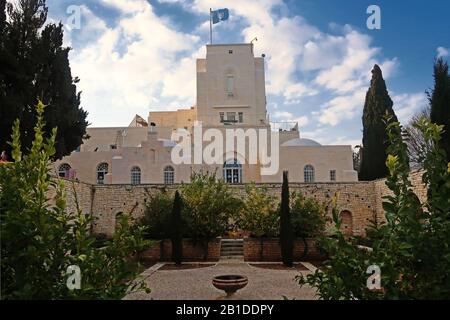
left=49, top=171, right=427, bottom=238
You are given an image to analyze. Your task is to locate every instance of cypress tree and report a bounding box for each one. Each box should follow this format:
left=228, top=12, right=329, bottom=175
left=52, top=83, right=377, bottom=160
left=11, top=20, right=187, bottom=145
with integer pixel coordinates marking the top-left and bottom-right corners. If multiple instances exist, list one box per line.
left=360, top=64, right=398, bottom=181
left=280, top=171, right=293, bottom=267
left=0, top=0, right=88, bottom=159
left=171, top=191, right=183, bottom=265
left=429, top=57, right=450, bottom=162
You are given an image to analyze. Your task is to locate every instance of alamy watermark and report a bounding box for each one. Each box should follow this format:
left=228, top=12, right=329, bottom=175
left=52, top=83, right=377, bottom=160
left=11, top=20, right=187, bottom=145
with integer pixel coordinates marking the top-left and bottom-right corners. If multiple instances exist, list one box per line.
left=66, top=5, right=82, bottom=30
left=170, top=121, right=280, bottom=175
left=66, top=265, right=81, bottom=290
left=367, top=5, right=381, bottom=30
left=366, top=264, right=382, bottom=290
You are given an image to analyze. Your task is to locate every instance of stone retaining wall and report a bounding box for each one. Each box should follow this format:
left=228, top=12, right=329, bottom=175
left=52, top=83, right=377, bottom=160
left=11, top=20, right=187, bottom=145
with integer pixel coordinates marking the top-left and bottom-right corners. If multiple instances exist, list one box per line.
left=53, top=171, right=427, bottom=237
left=140, top=238, right=221, bottom=262
left=243, top=238, right=325, bottom=262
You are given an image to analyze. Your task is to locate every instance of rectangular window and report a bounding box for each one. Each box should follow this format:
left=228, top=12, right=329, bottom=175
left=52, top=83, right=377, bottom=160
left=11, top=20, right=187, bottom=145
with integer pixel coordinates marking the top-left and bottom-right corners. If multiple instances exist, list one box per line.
left=131, top=171, right=141, bottom=185
left=219, top=112, right=224, bottom=123
left=330, top=170, right=336, bottom=182
left=238, top=112, right=243, bottom=123
left=227, top=112, right=236, bottom=122
left=164, top=171, right=174, bottom=185
left=227, top=75, right=234, bottom=96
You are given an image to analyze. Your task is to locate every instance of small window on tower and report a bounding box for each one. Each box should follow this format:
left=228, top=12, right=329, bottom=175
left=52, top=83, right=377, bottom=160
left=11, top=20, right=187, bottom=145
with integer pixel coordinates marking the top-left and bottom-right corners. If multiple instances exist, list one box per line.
left=238, top=112, right=243, bottom=123
left=227, top=112, right=236, bottom=123
left=330, top=170, right=336, bottom=182
left=219, top=112, right=224, bottom=123
left=227, top=75, right=234, bottom=96
left=228, top=50, right=233, bottom=54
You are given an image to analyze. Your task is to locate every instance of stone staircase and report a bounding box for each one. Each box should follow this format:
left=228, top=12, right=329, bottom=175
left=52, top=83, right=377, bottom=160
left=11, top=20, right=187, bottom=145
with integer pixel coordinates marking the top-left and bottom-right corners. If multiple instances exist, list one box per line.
left=220, top=239, right=244, bottom=262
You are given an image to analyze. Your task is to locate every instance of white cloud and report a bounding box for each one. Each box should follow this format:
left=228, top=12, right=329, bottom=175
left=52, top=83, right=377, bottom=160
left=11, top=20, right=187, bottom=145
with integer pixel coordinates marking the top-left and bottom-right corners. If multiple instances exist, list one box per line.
left=393, top=92, right=427, bottom=125
left=54, top=0, right=406, bottom=134
left=437, top=46, right=449, bottom=58
left=272, top=111, right=309, bottom=126
left=315, top=89, right=366, bottom=126
left=67, top=0, right=200, bottom=126
left=314, top=31, right=397, bottom=94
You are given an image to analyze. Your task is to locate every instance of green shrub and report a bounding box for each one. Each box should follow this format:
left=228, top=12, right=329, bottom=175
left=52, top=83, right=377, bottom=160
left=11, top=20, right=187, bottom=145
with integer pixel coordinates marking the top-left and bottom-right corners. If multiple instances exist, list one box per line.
left=237, top=183, right=279, bottom=237
left=297, top=116, right=450, bottom=299
left=0, top=101, right=151, bottom=299
left=180, top=171, right=241, bottom=241
left=140, top=191, right=174, bottom=239
left=280, top=171, right=294, bottom=267
left=171, top=190, right=183, bottom=265
left=290, top=192, right=328, bottom=238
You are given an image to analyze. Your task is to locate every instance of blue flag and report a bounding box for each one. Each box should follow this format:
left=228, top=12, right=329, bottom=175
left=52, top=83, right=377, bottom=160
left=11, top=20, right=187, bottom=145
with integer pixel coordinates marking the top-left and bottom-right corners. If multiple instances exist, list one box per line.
left=211, top=8, right=229, bottom=24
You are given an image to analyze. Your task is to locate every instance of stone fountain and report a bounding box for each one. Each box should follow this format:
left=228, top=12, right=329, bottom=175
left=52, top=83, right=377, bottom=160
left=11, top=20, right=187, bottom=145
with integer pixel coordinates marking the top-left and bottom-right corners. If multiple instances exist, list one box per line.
left=212, top=275, right=248, bottom=298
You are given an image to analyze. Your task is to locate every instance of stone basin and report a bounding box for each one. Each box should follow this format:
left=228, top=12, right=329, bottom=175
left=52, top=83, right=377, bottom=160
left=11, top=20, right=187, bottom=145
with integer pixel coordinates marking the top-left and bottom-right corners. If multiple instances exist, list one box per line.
left=212, top=275, right=248, bottom=297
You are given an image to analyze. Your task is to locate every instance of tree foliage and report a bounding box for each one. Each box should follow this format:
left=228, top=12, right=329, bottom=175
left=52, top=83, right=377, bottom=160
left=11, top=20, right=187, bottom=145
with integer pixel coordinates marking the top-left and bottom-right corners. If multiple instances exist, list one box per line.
left=360, top=64, right=398, bottom=181
left=297, top=115, right=450, bottom=299
left=290, top=191, right=328, bottom=238
left=429, top=57, right=450, bottom=163
left=171, top=190, right=183, bottom=265
left=405, top=107, right=433, bottom=169
left=0, top=101, right=151, bottom=299
left=140, top=191, right=174, bottom=239
left=180, top=172, right=241, bottom=241
left=280, top=171, right=293, bottom=267
left=0, top=0, right=88, bottom=160
left=237, top=183, right=279, bottom=237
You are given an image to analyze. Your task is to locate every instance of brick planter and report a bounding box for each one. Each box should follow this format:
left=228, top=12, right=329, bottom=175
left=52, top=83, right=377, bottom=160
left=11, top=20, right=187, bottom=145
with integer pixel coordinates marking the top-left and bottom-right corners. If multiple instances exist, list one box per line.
left=140, top=238, right=221, bottom=262
left=243, top=237, right=325, bottom=262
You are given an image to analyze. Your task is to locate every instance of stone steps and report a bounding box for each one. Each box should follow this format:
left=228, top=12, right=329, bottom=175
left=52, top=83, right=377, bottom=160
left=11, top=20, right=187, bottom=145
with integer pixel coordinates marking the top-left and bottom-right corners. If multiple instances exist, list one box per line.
left=220, top=239, right=244, bottom=261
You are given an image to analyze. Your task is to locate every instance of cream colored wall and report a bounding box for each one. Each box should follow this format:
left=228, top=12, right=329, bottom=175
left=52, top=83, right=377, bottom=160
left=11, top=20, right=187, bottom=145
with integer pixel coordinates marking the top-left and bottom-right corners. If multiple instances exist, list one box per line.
left=197, top=44, right=267, bottom=127
left=261, top=145, right=357, bottom=183
left=54, top=43, right=357, bottom=185
left=148, top=107, right=197, bottom=129
left=81, top=127, right=148, bottom=152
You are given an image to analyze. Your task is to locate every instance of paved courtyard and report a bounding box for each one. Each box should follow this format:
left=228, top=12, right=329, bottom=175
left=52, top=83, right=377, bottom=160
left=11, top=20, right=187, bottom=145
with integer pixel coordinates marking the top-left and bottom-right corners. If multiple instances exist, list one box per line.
left=124, top=262, right=318, bottom=300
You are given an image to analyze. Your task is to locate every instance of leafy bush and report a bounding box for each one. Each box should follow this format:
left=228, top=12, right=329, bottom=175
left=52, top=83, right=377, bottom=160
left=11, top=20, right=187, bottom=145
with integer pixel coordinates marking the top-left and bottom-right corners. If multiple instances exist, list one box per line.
left=297, top=116, right=450, bottom=299
left=290, top=192, right=328, bottom=238
left=171, top=191, right=183, bottom=265
left=280, top=171, right=294, bottom=266
left=0, top=101, right=151, bottom=299
left=237, top=183, right=279, bottom=237
left=139, top=191, right=174, bottom=239
left=180, top=172, right=241, bottom=241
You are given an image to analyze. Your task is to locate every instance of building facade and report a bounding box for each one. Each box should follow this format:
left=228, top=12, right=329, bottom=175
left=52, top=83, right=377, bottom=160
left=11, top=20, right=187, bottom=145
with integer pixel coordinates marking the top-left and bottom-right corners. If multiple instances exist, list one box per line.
left=54, top=43, right=358, bottom=184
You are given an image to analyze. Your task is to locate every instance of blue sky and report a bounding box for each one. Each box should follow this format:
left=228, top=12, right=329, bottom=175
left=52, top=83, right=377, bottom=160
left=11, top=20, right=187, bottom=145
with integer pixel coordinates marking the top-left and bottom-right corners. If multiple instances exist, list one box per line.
left=44, top=0, right=450, bottom=147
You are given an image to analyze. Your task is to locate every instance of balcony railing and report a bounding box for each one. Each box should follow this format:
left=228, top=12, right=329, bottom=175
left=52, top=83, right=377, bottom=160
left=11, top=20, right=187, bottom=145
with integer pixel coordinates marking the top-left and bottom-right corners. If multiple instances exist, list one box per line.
left=270, top=121, right=299, bottom=132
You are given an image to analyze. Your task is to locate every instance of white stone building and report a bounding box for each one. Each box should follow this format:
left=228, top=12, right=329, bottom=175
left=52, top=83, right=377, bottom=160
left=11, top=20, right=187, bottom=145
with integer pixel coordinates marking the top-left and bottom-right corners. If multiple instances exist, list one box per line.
left=54, top=43, right=358, bottom=184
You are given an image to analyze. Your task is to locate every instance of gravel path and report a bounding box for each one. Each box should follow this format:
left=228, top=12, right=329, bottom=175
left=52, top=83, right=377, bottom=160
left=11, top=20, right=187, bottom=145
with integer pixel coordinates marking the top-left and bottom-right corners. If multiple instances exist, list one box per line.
left=124, top=262, right=317, bottom=300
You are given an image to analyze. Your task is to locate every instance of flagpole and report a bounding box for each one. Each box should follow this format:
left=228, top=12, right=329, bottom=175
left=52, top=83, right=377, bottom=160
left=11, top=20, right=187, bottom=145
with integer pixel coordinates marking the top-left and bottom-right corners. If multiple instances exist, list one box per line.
left=209, top=8, right=212, bottom=44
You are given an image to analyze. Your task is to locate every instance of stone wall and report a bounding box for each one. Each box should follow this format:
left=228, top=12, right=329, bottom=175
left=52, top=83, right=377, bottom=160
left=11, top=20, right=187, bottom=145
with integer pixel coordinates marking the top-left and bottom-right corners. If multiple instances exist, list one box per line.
left=56, top=171, right=428, bottom=237
left=140, top=239, right=221, bottom=262
left=243, top=238, right=325, bottom=262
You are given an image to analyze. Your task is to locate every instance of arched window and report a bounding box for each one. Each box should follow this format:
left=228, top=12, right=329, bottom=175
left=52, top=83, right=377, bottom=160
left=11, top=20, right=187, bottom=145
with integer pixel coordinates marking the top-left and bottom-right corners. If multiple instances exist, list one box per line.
left=164, top=166, right=174, bottom=185
left=339, top=210, right=353, bottom=236
left=58, top=163, right=71, bottom=178
left=130, top=166, right=141, bottom=185
left=96, top=162, right=109, bottom=184
left=223, top=158, right=242, bottom=183
left=304, top=164, right=315, bottom=183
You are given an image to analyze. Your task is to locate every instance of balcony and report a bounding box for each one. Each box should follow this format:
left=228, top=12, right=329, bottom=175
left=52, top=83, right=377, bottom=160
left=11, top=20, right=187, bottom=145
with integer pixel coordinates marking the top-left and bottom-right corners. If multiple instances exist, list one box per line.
left=270, top=121, right=299, bottom=132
